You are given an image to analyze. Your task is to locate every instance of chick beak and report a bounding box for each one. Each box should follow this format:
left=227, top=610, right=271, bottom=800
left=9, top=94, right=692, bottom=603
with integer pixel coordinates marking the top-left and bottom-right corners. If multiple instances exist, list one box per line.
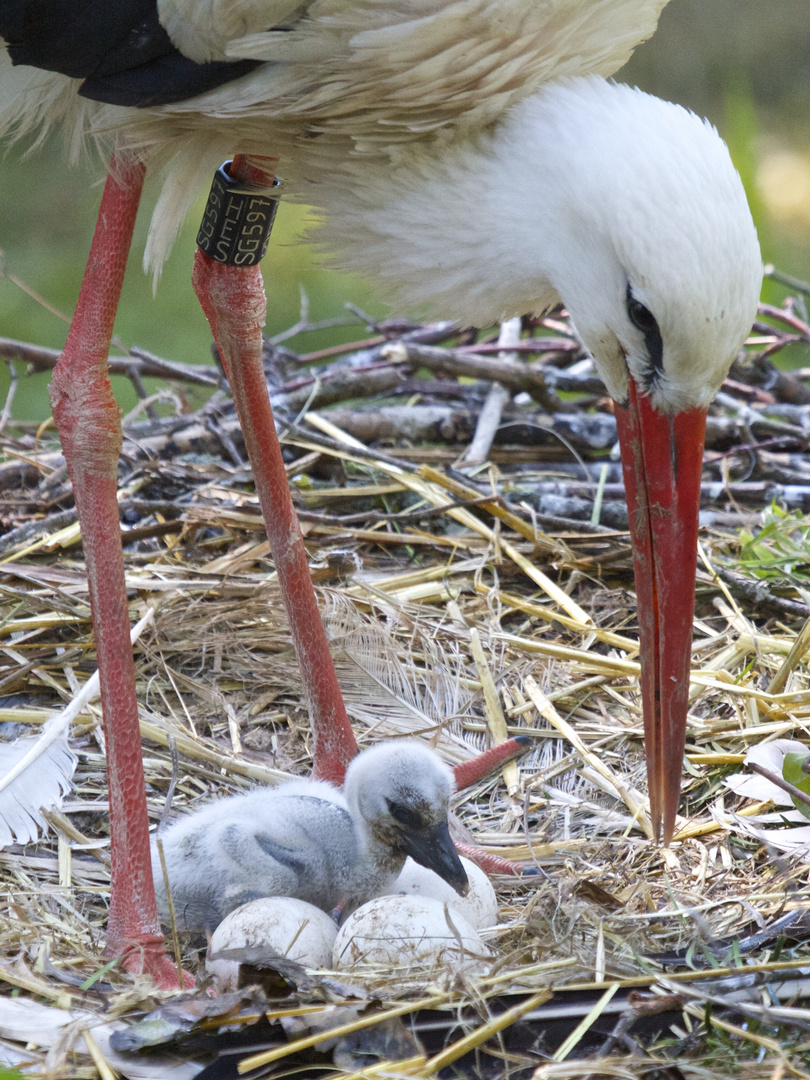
left=401, top=822, right=469, bottom=895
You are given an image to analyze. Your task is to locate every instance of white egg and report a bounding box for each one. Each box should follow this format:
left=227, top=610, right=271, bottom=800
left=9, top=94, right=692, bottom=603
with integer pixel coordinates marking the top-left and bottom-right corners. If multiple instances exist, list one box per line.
left=383, top=856, right=498, bottom=929
left=333, top=895, right=490, bottom=971
left=206, top=897, right=338, bottom=989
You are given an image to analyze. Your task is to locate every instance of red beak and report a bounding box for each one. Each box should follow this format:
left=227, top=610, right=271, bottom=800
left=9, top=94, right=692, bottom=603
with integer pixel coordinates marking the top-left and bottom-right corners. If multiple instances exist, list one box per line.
left=614, top=381, right=706, bottom=843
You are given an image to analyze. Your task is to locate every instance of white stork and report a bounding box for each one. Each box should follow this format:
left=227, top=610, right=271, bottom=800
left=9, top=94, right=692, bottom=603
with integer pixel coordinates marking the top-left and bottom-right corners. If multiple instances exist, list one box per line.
left=0, top=0, right=762, bottom=987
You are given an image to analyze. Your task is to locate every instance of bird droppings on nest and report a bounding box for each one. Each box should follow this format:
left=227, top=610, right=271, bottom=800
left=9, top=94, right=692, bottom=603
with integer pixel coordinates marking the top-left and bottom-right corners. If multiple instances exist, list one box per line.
left=1, top=296, right=810, bottom=1075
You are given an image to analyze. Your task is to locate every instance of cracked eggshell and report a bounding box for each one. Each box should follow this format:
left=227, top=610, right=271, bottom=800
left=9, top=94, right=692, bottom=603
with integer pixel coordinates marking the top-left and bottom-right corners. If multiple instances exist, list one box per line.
left=383, top=856, right=498, bottom=929
left=207, top=897, right=337, bottom=989
left=333, top=894, right=490, bottom=971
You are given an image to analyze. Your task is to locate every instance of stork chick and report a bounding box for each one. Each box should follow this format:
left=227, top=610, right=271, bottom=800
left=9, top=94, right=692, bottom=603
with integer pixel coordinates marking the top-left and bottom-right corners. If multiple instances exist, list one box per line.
left=153, top=741, right=466, bottom=931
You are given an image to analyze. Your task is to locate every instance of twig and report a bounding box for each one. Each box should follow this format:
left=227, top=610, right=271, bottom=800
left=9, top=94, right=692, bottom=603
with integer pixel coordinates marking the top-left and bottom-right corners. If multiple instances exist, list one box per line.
left=382, top=339, right=570, bottom=411
left=0, top=336, right=218, bottom=386
left=273, top=362, right=408, bottom=413
left=0, top=510, right=79, bottom=557
left=297, top=494, right=500, bottom=528
left=758, top=302, right=810, bottom=339
left=765, top=264, right=810, bottom=297
left=746, top=762, right=810, bottom=811
left=0, top=361, right=18, bottom=434
left=458, top=317, right=521, bottom=467
left=715, top=566, right=810, bottom=619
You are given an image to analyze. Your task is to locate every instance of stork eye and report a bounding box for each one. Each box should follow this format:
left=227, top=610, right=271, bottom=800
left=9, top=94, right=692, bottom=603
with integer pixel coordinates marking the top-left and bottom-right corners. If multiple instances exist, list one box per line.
left=627, top=298, right=657, bottom=334
left=625, top=286, right=664, bottom=380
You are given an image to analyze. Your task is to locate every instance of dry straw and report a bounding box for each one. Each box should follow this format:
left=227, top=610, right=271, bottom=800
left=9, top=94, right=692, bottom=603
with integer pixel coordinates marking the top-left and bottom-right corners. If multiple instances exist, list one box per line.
left=1, top=302, right=809, bottom=1075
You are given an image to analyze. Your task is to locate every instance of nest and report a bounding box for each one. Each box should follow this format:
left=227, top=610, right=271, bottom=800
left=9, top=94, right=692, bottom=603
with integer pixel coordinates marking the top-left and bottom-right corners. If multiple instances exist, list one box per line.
left=0, top=282, right=810, bottom=1077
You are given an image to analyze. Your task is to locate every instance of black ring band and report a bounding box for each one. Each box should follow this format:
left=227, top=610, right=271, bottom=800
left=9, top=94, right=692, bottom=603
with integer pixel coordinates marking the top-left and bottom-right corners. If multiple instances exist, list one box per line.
left=196, top=161, right=280, bottom=266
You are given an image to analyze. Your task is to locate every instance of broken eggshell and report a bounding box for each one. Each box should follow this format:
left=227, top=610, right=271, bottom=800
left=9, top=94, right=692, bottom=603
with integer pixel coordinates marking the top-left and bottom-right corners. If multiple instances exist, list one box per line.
left=333, top=894, right=490, bottom=971
left=207, top=897, right=337, bottom=989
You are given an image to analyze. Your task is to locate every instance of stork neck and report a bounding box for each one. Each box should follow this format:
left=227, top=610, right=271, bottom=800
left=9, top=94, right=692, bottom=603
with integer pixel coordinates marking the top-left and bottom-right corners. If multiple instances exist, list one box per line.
left=309, top=97, right=587, bottom=326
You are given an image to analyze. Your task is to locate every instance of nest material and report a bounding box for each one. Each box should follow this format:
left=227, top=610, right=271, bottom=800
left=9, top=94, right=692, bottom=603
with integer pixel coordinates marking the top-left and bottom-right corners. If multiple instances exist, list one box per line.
left=0, top=292, right=809, bottom=1076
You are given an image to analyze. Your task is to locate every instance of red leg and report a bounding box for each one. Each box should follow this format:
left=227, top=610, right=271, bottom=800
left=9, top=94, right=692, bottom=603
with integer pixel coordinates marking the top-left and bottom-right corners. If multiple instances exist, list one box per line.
left=50, top=153, right=192, bottom=989
left=452, top=738, right=535, bottom=875
left=191, top=160, right=536, bottom=797
left=192, top=155, right=357, bottom=784
left=452, top=736, right=531, bottom=791
left=453, top=843, right=528, bottom=877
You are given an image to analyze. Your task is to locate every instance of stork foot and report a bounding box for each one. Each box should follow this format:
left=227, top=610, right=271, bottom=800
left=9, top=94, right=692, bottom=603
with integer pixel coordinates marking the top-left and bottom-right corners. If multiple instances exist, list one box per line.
left=118, top=939, right=195, bottom=990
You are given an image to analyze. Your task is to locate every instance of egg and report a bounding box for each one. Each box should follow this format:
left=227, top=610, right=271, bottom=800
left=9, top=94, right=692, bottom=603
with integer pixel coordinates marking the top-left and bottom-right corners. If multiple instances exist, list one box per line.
left=383, top=856, right=498, bottom=929
left=206, top=897, right=338, bottom=989
left=333, top=895, right=490, bottom=971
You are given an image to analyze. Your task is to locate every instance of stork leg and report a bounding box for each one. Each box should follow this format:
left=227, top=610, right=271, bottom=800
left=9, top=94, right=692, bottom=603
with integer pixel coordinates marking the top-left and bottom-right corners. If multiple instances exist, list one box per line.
left=191, top=160, right=540, bottom=854
left=192, top=162, right=541, bottom=795
left=451, top=735, right=531, bottom=791
left=452, top=737, right=535, bottom=877
left=453, top=843, right=526, bottom=877
left=49, top=153, right=192, bottom=988
left=191, top=155, right=357, bottom=783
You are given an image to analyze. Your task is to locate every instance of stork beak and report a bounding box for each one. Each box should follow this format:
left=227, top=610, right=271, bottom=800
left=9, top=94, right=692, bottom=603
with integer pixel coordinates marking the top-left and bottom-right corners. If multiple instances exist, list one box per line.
left=401, top=822, right=470, bottom=896
left=614, top=381, right=706, bottom=844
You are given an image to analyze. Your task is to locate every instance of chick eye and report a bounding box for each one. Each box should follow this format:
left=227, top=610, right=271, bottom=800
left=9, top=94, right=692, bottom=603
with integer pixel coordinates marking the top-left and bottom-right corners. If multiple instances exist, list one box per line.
left=387, top=800, right=421, bottom=829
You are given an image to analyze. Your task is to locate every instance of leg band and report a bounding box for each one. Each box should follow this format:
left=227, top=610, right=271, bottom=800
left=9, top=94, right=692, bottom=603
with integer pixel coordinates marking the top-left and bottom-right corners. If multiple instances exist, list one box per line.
left=197, top=160, right=279, bottom=266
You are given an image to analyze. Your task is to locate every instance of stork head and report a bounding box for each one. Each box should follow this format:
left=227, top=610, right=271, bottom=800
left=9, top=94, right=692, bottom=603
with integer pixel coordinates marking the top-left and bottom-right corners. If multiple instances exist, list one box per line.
left=344, top=741, right=469, bottom=894
left=530, top=79, right=762, bottom=841
left=320, top=79, right=761, bottom=408
left=531, top=79, right=762, bottom=415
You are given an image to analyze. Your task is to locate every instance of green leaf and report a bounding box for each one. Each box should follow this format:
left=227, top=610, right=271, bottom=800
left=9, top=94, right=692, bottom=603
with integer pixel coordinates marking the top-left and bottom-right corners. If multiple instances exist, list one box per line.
left=782, top=751, right=810, bottom=819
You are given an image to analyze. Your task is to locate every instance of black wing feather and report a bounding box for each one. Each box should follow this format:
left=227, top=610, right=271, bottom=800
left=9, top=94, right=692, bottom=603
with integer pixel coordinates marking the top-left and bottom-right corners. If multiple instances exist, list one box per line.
left=1, top=0, right=262, bottom=107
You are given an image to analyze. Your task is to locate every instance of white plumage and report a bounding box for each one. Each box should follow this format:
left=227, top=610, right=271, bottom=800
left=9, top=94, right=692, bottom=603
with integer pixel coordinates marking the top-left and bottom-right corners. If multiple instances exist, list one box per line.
left=0, top=610, right=154, bottom=849
left=0, top=0, right=764, bottom=860
left=0, top=2, right=761, bottom=416
left=152, top=740, right=465, bottom=931
left=315, top=77, right=762, bottom=412
left=0, top=720, right=75, bottom=848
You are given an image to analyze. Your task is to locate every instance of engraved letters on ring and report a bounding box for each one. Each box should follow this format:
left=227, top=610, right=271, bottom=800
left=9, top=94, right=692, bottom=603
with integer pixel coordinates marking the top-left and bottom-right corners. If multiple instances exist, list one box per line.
left=197, top=161, right=279, bottom=266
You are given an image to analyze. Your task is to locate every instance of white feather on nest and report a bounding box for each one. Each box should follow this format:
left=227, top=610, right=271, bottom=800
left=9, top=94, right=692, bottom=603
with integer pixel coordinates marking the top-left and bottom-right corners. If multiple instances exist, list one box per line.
left=0, top=609, right=154, bottom=847
left=0, top=717, right=76, bottom=847
left=322, top=593, right=481, bottom=764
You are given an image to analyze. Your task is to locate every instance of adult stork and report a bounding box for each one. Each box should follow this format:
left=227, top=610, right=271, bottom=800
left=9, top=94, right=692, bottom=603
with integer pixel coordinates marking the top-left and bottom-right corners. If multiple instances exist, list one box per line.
left=0, top=0, right=762, bottom=987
